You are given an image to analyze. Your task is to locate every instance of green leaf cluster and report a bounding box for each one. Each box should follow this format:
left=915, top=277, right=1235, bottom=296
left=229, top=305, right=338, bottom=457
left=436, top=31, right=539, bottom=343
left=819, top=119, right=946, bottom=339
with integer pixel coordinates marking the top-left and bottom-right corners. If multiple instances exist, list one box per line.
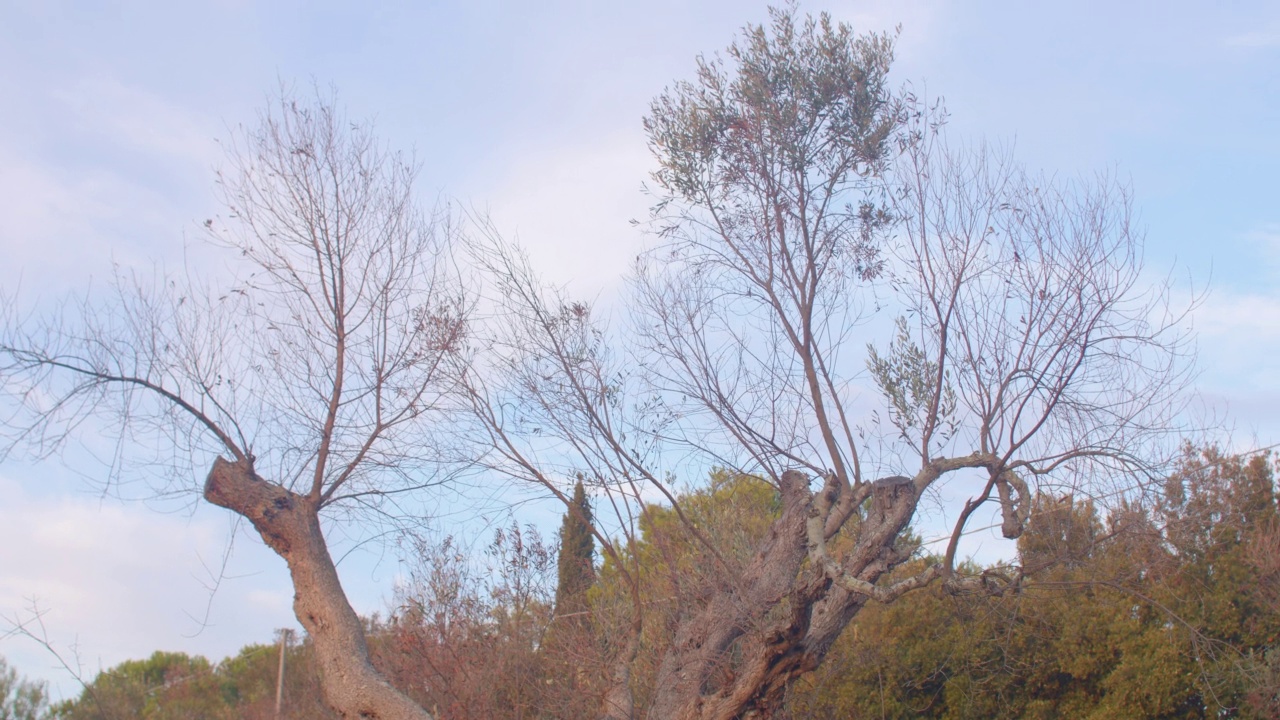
left=0, top=656, right=48, bottom=720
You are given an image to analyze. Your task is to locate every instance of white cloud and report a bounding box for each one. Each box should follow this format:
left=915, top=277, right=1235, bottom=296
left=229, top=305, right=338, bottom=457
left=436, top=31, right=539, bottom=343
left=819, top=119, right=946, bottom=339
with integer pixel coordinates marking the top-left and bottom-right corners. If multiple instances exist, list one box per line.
left=0, top=73, right=225, bottom=296
left=1196, top=291, right=1280, bottom=342
left=0, top=144, right=171, bottom=290
left=480, top=130, right=653, bottom=302
left=49, top=75, right=222, bottom=170
left=1186, top=287, right=1280, bottom=446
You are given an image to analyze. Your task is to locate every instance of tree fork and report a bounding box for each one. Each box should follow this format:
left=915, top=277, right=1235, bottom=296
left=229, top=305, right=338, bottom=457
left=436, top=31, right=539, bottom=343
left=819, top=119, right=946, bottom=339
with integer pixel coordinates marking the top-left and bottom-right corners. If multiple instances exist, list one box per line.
left=721, top=474, right=923, bottom=719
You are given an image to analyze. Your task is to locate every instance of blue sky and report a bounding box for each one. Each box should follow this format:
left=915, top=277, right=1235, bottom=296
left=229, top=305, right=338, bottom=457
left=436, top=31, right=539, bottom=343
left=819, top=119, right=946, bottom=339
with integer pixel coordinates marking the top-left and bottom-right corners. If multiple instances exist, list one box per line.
left=0, top=0, right=1277, bottom=697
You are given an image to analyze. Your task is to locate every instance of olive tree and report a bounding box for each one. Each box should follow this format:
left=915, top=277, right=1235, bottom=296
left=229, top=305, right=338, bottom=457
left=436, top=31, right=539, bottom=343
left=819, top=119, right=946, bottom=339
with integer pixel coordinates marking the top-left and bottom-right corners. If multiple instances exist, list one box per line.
left=460, top=7, right=1193, bottom=719
left=0, top=91, right=465, bottom=720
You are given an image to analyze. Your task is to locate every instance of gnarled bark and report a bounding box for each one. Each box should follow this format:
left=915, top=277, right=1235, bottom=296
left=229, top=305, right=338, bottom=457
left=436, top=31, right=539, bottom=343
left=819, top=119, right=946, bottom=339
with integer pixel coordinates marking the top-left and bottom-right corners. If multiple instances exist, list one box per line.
left=205, top=457, right=432, bottom=720
left=646, top=471, right=813, bottom=719
left=643, top=469, right=924, bottom=720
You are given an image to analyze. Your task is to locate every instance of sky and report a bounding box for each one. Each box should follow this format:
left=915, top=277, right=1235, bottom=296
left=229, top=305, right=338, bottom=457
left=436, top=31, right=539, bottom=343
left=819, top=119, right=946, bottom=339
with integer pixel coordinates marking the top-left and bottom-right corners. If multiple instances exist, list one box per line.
left=0, top=0, right=1278, bottom=699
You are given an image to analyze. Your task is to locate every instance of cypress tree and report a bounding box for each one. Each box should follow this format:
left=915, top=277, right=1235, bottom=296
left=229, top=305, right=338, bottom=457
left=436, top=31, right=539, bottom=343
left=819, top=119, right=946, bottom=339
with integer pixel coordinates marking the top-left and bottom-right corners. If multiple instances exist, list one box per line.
left=554, top=479, right=595, bottom=617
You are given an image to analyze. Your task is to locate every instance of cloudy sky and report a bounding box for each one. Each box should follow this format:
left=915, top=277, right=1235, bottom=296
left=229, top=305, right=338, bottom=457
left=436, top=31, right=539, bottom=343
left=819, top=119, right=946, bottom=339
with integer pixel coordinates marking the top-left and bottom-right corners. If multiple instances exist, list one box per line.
left=1, top=0, right=1277, bottom=698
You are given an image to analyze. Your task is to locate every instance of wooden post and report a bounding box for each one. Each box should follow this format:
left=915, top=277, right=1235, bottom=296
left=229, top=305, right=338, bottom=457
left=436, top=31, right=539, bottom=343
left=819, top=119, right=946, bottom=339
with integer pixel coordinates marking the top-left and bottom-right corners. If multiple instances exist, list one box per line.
left=275, top=628, right=291, bottom=718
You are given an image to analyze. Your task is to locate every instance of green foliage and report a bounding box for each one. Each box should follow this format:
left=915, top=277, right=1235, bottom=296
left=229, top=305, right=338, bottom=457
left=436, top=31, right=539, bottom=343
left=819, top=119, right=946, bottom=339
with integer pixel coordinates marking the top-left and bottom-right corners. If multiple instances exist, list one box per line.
left=594, top=470, right=780, bottom=615
left=1154, top=446, right=1280, bottom=713
left=867, top=316, right=958, bottom=445
left=788, top=445, right=1280, bottom=719
left=0, top=656, right=48, bottom=720
left=588, top=470, right=786, bottom=710
left=646, top=5, right=896, bottom=207
left=49, top=644, right=334, bottom=720
left=554, top=479, right=595, bottom=617
left=37, top=447, right=1280, bottom=719
left=644, top=3, right=898, bottom=296
left=51, top=651, right=227, bottom=720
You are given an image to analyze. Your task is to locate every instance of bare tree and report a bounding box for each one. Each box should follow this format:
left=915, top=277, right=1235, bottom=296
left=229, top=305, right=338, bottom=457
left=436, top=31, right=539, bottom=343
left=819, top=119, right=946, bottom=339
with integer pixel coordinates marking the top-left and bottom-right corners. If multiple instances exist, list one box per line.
left=460, top=7, right=1194, bottom=719
left=0, top=90, right=466, bottom=720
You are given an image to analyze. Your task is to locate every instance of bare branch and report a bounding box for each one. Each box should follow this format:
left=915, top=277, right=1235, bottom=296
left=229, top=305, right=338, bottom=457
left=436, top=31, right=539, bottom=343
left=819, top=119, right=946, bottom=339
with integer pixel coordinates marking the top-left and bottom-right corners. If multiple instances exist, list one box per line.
left=1, top=86, right=458, bottom=720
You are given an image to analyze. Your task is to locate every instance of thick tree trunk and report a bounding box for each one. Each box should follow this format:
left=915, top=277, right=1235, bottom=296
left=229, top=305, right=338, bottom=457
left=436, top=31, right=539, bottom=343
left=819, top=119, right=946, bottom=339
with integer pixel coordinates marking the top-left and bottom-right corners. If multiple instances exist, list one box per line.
left=204, top=457, right=432, bottom=720
left=646, top=473, right=921, bottom=720
left=729, top=502, right=919, bottom=717
left=645, top=471, right=813, bottom=720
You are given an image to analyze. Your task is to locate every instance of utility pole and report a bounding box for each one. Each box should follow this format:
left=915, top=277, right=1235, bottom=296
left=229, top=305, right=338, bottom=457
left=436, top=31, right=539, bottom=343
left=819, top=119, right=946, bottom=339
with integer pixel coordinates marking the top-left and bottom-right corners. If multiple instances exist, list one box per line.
left=275, top=628, right=292, bottom=718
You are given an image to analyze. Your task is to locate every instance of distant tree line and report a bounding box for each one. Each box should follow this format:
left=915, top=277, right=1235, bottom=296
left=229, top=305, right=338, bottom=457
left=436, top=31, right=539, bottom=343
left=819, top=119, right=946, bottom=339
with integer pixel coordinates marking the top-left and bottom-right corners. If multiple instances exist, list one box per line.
left=19, top=444, right=1275, bottom=719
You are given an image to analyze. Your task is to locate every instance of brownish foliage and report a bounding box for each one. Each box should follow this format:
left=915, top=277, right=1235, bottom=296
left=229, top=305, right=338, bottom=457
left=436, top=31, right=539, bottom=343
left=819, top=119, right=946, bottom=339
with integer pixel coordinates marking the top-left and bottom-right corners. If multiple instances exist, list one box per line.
left=369, top=522, right=609, bottom=719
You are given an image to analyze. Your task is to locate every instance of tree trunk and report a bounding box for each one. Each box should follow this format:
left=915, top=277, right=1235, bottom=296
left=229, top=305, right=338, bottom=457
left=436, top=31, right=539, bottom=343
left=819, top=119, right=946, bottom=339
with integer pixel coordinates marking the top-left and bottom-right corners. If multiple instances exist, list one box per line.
left=645, top=471, right=813, bottom=720
left=646, top=473, right=921, bottom=720
left=204, top=457, right=432, bottom=720
left=600, top=633, right=637, bottom=720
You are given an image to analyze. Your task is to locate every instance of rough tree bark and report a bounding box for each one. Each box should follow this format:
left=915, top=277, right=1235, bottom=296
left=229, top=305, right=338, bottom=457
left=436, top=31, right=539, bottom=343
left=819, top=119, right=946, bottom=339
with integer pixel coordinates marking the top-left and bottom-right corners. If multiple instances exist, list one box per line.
left=205, top=458, right=431, bottom=720
left=646, top=470, right=815, bottom=719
